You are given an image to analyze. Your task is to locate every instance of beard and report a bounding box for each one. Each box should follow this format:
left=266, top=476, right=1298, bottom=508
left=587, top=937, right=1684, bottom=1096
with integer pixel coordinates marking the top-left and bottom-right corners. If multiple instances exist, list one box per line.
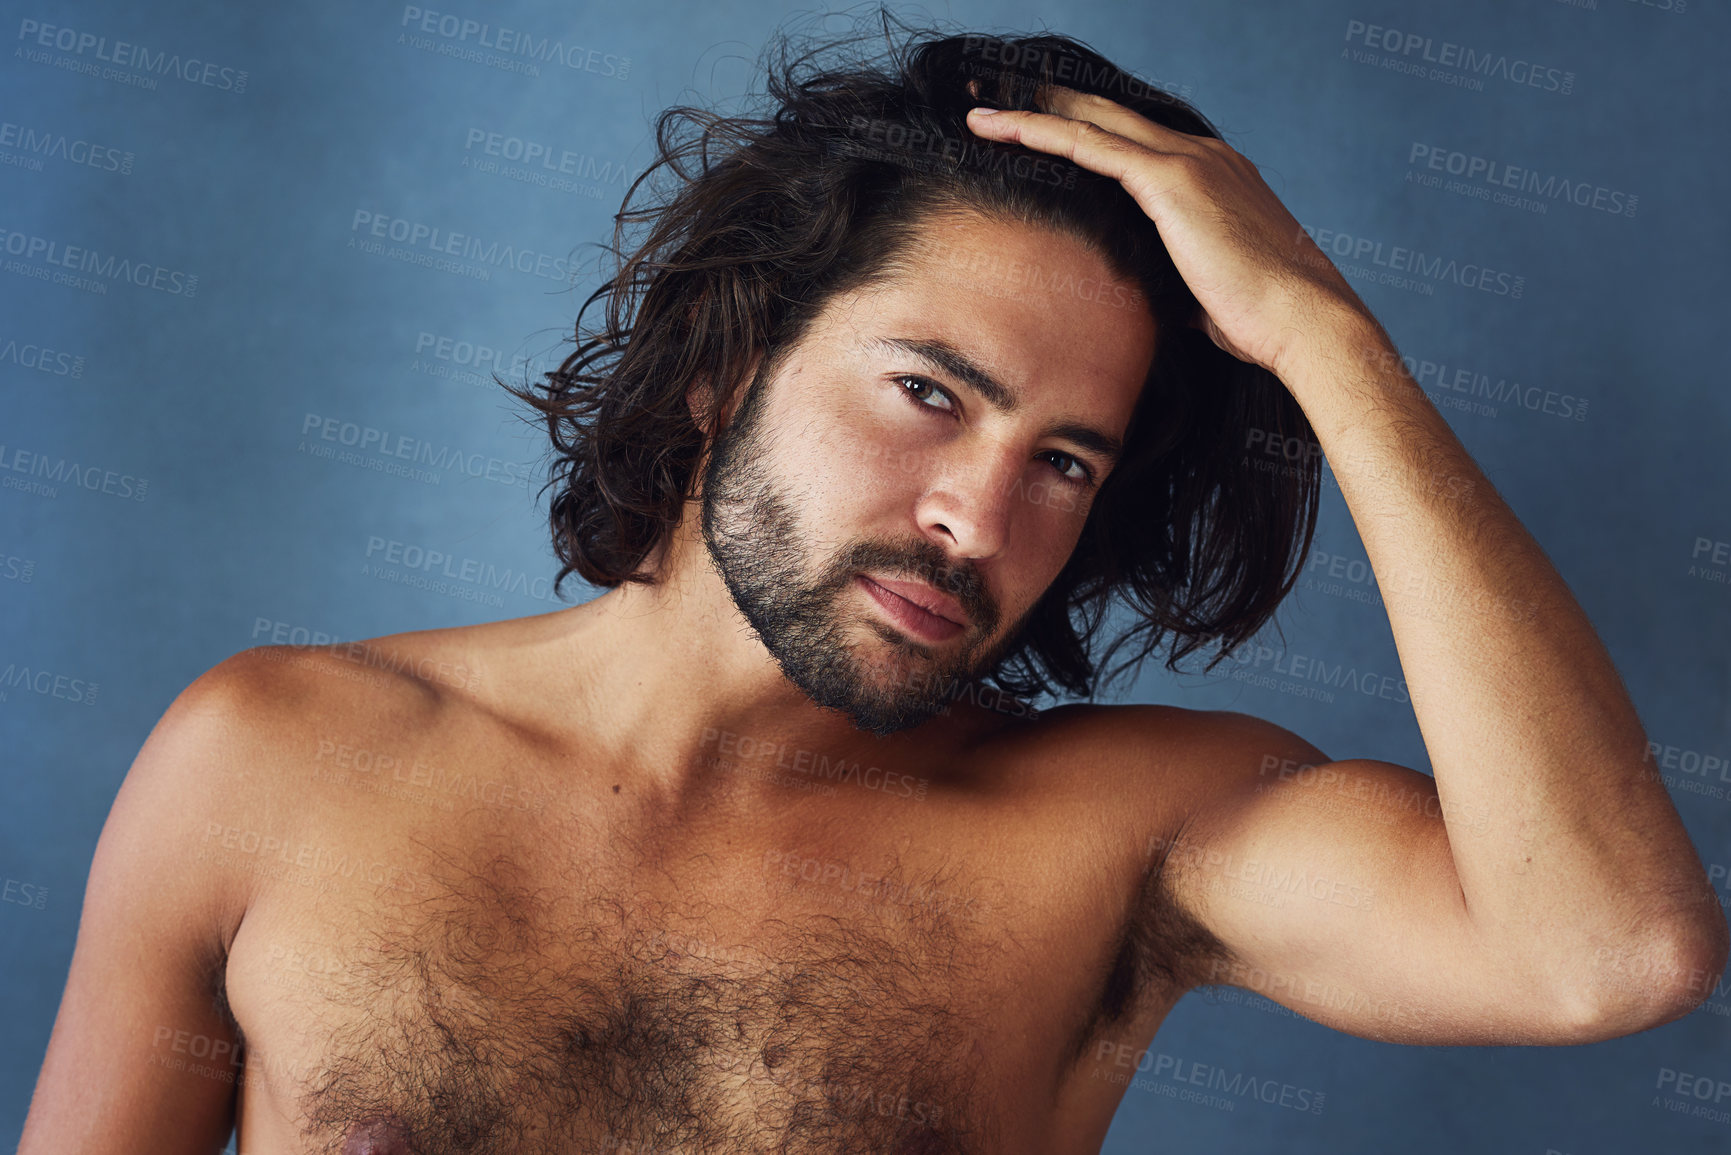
left=698, top=378, right=1015, bottom=737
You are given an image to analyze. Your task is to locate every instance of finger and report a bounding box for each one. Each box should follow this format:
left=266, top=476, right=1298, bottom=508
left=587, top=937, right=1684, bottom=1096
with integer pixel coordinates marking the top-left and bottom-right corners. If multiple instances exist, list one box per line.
left=965, top=106, right=1171, bottom=192
left=1036, top=85, right=1220, bottom=157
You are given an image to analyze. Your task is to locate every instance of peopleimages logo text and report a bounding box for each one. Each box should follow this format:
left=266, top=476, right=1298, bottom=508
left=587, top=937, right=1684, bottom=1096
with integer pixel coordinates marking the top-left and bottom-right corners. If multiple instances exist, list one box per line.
left=1343, top=20, right=1573, bottom=94
left=0, top=227, right=197, bottom=296
left=350, top=210, right=574, bottom=283
left=363, top=537, right=562, bottom=605
left=1299, top=224, right=1523, bottom=298
left=0, top=121, right=133, bottom=174
left=16, top=19, right=249, bottom=92
left=398, top=7, right=628, bottom=78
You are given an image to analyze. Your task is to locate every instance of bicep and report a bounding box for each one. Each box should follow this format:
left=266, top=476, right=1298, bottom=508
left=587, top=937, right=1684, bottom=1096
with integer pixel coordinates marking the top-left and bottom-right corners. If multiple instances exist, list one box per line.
left=1159, top=713, right=1568, bottom=1045
left=22, top=665, right=255, bottom=1155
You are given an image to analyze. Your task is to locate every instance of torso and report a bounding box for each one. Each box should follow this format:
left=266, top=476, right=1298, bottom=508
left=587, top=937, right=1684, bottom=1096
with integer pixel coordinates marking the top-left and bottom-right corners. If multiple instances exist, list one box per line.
left=206, top=617, right=1226, bottom=1154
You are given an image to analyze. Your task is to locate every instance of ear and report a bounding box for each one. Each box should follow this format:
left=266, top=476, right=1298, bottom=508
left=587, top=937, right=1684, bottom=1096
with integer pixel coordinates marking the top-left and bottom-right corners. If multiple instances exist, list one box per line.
left=682, top=287, right=718, bottom=431
left=685, top=374, right=715, bottom=431
left=685, top=353, right=763, bottom=439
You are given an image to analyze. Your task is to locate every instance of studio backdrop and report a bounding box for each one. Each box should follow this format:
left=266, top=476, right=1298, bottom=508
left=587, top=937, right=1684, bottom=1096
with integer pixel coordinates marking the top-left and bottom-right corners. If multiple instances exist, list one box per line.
left=2, top=1, right=1727, bottom=1152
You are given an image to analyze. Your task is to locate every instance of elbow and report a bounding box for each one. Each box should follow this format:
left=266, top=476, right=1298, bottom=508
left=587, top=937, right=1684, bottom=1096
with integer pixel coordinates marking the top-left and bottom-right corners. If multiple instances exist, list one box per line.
left=1557, top=914, right=1731, bottom=1041
left=1639, top=905, right=1731, bottom=1023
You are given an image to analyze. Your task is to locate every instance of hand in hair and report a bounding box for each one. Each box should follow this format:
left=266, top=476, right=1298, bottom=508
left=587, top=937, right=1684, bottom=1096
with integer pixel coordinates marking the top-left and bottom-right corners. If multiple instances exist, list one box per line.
left=965, top=87, right=1370, bottom=383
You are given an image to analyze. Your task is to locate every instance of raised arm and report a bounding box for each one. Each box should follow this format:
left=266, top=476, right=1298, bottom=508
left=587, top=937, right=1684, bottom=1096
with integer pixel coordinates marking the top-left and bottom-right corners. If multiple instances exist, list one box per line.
left=1156, top=305, right=1724, bottom=1043
left=969, top=88, right=1727, bottom=1043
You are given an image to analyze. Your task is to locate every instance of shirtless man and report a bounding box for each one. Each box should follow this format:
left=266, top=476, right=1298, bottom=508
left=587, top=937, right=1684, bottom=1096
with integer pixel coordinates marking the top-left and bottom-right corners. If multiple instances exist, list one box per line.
left=22, top=28, right=1726, bottom=1155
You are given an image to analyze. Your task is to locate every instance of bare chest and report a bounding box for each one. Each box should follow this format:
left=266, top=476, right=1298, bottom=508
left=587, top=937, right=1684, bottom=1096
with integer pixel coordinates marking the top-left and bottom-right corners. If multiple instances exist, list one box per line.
left=223, top=825, right=1070, bottom=1155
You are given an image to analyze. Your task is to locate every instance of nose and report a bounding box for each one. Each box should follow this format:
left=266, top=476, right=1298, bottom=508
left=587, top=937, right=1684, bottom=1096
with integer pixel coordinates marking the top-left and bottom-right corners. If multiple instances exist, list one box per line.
left=914, top=444, right=1020, bottom=561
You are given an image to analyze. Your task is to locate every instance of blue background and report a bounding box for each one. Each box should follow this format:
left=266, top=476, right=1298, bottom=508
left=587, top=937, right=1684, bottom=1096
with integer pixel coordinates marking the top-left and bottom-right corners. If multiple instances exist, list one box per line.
left=3, top=1, right=1728, bottom=1151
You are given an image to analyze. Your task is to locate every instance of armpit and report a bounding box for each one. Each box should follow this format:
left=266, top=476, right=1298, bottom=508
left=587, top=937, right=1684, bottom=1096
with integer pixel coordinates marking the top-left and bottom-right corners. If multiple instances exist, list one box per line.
left=1065, top=823, right=1231, bottom=1065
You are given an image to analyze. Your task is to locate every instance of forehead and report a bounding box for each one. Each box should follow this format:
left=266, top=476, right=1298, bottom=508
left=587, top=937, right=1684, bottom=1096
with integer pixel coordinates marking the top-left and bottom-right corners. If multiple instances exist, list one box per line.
left=804, top=211, right=1158, bottom=429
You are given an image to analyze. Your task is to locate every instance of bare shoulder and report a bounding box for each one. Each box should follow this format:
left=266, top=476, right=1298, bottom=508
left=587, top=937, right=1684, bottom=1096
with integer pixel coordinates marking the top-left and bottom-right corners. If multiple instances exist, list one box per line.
left=153, top=622, right=518, bottom=831
left=226, top=626, right=493, bottom=716
left=62, top=638, right=454, bottom=965
left=963, top=698, right=1334, bottom=898
left=20, top=623, right=527, bottom=1153
left=174, top=636, right=461, bottom=763
left=980, top=699, right=1329, bottom=812
left=962, top=702, right=1339, bottom=1011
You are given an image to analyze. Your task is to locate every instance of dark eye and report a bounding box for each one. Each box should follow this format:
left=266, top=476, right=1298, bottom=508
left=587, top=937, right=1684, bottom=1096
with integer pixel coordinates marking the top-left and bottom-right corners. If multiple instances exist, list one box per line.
left=895, top=375, right=957, bottom=415
left=1039, top=450, right=1094, bottom=485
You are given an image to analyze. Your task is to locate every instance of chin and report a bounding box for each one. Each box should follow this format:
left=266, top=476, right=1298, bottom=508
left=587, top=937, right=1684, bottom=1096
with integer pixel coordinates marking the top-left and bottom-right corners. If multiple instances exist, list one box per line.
left=830, top=636, right=984, bottom=735
left=830, top=696, right=948, bottom=739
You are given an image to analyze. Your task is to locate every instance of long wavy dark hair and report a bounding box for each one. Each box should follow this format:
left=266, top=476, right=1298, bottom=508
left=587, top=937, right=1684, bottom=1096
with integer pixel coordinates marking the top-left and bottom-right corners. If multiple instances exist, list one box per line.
left=505, top=13, right=1321, bottom=703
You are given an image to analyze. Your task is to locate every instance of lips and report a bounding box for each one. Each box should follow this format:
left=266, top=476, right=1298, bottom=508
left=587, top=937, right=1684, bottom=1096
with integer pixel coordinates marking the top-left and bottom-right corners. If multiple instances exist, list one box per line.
left=864, top=574, right=968, bottom=628
left=854, top=573, right=970, bottom=646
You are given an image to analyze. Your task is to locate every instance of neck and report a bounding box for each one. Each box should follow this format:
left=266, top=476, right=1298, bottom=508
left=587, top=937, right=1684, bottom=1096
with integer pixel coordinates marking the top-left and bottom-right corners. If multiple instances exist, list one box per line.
left=553, top=505, right=953, bottom=803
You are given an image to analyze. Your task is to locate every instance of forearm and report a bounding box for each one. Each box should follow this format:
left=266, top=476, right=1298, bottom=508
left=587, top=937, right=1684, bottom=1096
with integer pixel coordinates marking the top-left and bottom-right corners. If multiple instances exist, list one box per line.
left=1277, top=304, right=1723, bottom=996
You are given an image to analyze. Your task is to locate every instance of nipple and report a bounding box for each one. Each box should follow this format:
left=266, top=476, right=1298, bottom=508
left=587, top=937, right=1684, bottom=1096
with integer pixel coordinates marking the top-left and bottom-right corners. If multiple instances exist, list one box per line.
left=341, top=1116, right=415, bottom=1155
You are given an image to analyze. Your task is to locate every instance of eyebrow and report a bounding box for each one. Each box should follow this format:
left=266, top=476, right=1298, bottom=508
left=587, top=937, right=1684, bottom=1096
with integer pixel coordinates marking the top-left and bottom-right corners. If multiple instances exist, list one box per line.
left=874, top=336, right=1125, bottom=468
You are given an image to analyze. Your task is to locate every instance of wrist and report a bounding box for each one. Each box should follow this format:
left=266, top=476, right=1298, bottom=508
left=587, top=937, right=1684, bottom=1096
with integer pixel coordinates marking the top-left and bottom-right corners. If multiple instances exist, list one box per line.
left=1273, top=294, right=1396, bottom=401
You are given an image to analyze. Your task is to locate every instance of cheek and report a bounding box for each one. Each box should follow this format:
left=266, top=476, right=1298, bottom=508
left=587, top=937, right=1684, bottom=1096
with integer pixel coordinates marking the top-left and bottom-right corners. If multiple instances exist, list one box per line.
left=848, top=445, right=932, bottom=514
left=793, top=396, right=929, bottom=512
left=992, top=497, right=1089, bottom=610
left=771, top=416, right=915, bottom=536
left=1024, top=524, right=1083, bottom=597
left=1011, top=471, right=1093, bottom=524
left=1009, top=471, right=1093, bottom=547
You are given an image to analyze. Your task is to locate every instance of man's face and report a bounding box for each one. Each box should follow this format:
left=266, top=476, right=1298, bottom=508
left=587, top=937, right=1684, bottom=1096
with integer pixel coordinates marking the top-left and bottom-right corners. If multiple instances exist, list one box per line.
left=700, top=209, right=1156, bottom=735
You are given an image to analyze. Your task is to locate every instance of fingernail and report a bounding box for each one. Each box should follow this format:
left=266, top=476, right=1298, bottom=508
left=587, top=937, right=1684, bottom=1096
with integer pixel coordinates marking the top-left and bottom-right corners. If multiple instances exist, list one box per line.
left=968, top=106, right=1000, bottom=116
